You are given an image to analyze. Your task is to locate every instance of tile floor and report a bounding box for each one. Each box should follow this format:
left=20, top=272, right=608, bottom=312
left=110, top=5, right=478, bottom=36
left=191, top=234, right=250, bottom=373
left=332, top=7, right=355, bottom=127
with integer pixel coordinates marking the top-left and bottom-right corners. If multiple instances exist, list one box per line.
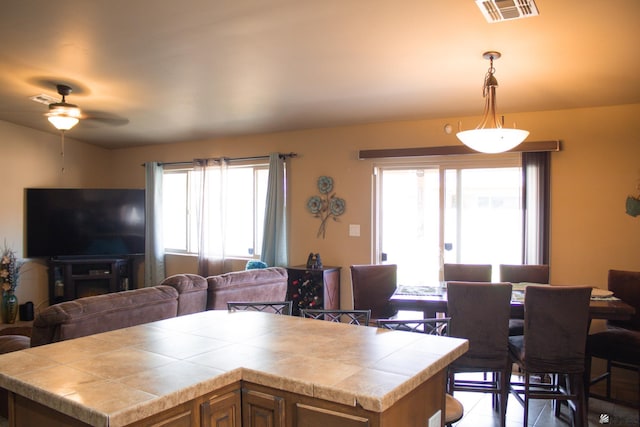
left=450, top=390, right=639, bottom=427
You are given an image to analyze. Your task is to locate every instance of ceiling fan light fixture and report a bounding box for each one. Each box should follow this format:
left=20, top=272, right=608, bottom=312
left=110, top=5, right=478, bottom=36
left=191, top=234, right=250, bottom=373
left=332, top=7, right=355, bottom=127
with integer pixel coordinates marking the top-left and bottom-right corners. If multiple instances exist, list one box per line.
left=47, top=103, right=81, bottom=130
left=456, top=51, right=529, bottom=153
left=46, top=84, right=82, bottom=131
left=47, top=115, right=79, bottom=131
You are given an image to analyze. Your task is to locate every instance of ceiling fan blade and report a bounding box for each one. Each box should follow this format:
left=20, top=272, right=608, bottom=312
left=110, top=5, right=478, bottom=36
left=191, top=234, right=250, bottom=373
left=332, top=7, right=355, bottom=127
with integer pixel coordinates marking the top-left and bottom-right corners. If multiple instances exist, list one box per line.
left=80, top=110, right=129, bottom=127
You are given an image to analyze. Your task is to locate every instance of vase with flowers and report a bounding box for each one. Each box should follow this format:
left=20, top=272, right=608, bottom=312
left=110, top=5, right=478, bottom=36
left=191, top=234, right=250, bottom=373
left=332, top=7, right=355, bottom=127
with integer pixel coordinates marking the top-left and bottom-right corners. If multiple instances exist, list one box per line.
left=1, top=243, right=21, bottom=324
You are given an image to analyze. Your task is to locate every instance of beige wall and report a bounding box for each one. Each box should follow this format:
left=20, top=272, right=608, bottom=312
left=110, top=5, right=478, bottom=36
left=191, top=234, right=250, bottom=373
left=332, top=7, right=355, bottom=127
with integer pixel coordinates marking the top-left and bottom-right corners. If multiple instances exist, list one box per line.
left=110, top=103, right=640, bottom=308
left=2, top=103, right=639, bottom=313
left=0, top=121, right=115, bottom=313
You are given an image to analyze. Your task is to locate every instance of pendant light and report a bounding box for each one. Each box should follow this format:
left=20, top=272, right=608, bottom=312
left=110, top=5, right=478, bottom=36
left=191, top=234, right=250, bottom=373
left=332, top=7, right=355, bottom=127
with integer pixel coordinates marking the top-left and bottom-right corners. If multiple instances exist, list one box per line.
left=456, top=51, right=529, bottom=153
left=46, top=84, right=81, bottom=131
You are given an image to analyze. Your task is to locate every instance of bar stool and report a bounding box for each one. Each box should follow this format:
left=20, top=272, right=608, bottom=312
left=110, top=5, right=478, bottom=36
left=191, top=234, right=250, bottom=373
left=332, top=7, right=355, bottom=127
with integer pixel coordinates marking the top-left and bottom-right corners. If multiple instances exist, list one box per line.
left=300, top=309, right=371, bottom=326
left=227, top=301, right=293, bottom=315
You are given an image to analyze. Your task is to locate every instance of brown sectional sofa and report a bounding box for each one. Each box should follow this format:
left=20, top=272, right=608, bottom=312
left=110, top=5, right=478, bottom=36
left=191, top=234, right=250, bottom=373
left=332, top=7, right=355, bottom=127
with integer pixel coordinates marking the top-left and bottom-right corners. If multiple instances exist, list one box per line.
left=159, top=273, right=209, bottom=316
left=0, top=267, right=288, bottom=354
left=206, top=267, right=289, bottom=310
left=30, top=285, right=180, bottom=347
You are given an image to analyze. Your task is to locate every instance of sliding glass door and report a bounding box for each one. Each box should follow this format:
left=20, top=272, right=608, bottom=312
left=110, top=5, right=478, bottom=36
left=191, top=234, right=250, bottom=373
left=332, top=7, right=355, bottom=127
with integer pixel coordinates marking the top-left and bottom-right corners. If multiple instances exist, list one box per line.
left=379, top=167, right=441, bottom=286
left=376, top=154, right=522, bottom=286
left=443, top=167, right=523, bottom=271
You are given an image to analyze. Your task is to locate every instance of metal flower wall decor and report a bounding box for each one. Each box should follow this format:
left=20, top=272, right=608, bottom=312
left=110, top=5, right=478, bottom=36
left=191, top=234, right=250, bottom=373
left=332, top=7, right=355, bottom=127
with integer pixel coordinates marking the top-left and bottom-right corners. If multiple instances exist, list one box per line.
left=307, top=176, right=346, bottom=238
left=625, top=182, right=640, bottom=217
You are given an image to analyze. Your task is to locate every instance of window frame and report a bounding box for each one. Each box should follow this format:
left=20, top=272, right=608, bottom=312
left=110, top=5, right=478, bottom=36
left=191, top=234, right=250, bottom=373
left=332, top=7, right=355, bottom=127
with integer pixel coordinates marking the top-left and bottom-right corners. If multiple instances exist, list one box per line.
left=162, top=161, right=269, bottom=259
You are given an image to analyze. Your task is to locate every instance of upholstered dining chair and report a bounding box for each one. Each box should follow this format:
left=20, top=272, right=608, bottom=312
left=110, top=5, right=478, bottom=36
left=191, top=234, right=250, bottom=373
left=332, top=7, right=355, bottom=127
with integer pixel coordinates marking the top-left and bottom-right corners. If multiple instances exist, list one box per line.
left=446, top=281, right=513, bottom=427
left=499, top=264, right=549, bottom=285
left=350, top=264, right=398, bottom=323
left=509, top=285, right=592, bottom=427
left=499, top=264, right=550, bottom=336
left=376, top=317, right=463, bottom=426
left=227, top=301, right=293, bottom=315
left=443, top=263, right=492, bottom=282
left=586, top=269, right=640, bottom=423
left=444, top=263, right=496, bottom=386
left=300, top=309, right=371, bottom=326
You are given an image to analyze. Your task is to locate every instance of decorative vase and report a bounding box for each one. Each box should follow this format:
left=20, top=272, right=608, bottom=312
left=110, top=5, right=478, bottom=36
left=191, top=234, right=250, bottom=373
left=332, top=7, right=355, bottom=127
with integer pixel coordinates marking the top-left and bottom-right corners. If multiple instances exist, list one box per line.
left=2, top=291, right=18, bottom=324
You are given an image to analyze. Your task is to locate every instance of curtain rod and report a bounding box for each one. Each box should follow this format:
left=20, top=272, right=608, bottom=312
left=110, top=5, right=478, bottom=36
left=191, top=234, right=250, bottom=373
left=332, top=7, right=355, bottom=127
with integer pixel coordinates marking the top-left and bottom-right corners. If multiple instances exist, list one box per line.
left=142, top=152, right=297, bottom=167
left=358, top=141, right=560, bottom=159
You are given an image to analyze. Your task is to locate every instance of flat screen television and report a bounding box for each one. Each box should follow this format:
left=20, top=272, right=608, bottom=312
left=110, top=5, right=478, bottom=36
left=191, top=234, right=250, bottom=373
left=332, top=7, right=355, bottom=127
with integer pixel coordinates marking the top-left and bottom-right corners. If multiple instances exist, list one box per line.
left=26, top=188, right=145, bottom=259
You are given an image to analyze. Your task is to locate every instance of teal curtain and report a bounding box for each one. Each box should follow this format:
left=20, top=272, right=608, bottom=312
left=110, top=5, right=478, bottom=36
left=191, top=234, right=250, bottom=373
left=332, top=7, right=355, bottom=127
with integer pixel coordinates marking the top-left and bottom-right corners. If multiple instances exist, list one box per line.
left=144, top=161, right=165, bottom=286
left=261, top=153, right=288, bottom=267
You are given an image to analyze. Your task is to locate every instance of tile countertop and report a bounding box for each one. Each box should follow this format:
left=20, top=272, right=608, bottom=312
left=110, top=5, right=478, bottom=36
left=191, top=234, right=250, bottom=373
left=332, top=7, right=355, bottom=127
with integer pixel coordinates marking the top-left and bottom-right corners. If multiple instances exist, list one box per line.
left=0, top=310, right=468, bottom=427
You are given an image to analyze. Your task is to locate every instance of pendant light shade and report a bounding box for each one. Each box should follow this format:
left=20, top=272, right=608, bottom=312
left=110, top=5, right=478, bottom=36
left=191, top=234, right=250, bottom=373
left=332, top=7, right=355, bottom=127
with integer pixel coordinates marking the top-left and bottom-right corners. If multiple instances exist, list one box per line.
left=457, top=128, right=530, bottom=154
left=456, top=51, right=529, bottom=153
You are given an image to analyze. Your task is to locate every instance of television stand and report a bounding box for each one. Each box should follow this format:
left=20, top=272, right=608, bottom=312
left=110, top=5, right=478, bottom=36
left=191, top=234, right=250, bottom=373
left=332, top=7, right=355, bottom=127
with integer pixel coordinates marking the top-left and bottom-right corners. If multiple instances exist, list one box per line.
left=48, top=257, right=134, bottom=304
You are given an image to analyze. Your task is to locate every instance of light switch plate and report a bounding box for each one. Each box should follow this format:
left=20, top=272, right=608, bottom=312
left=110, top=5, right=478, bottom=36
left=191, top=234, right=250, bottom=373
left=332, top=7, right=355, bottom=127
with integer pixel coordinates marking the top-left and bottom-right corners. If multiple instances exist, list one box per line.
left=349, top=224, right=360, bottom=237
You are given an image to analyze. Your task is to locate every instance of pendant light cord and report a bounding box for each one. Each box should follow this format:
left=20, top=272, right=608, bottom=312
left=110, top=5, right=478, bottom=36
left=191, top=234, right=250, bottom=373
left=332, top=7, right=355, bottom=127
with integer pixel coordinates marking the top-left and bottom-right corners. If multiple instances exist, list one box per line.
left=60, top=131, right=65, bottom=174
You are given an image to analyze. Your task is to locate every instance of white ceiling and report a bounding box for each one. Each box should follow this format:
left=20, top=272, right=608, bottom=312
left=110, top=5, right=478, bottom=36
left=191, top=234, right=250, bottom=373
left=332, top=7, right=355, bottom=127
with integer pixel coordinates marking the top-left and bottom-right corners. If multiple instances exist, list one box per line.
left=1, top=0, right=639, bottom=149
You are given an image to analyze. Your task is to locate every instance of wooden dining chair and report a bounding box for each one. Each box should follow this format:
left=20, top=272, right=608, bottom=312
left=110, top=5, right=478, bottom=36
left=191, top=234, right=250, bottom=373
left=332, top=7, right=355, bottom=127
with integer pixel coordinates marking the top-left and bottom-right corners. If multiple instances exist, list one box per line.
left=509, top=285, right=592, bottom=427
left=586, top=269, right=640, bottom=424
left=443, top=263, right=492, bottom=282
left=350, top=264, right=398, bottom=323
left=227, top=301, right=293, bottom=315
left=446, top=281, right=512, bottom=427
left=499, top=264, right=550, bottom=336
left=300, top=309, right=371, bottom=326
left=376, top=317, right=463, bottom=426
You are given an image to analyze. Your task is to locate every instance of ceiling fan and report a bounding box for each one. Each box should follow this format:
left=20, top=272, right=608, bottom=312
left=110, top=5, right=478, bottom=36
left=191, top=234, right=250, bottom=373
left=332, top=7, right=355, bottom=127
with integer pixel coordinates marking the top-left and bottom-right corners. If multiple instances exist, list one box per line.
left=28, top=82, right=128, bottom=174
left=29, top=82, right=129, bottom=131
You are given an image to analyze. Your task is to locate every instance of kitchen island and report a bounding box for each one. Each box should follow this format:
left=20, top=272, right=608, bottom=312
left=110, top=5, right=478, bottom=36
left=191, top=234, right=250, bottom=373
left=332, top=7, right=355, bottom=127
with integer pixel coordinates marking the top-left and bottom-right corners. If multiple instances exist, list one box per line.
left=0, top=310, right=467, bottom=427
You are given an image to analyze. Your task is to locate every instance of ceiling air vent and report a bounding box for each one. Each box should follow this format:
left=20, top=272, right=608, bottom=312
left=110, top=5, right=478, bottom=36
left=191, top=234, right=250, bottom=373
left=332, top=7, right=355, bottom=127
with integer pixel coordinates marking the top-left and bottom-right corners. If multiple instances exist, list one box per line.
left=29, top=93, right=58, bottom=105
left=475, top=0, right=539, bottom=23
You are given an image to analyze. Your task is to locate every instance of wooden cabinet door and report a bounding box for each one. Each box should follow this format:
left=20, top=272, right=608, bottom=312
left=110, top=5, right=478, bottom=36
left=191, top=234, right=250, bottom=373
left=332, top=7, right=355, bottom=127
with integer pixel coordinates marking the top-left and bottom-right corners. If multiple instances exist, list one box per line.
left=129, top=401, right=195, bottom=427
left=295, top=403, right=370, bottom=427
left=201, top=389, right=241, bottom=427
left=242, top=388, right=285, bottom=427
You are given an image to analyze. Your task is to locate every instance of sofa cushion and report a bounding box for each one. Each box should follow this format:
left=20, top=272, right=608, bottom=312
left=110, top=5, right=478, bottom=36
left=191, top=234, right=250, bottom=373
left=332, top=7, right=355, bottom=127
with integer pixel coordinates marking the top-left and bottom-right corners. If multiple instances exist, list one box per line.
left=206, top=267, right=288, bottom=310
left=160, top=274, right=208, bottom=315
left=0, top=335, right=30, bottom=354
left=31, top=285, right=179, bottom=347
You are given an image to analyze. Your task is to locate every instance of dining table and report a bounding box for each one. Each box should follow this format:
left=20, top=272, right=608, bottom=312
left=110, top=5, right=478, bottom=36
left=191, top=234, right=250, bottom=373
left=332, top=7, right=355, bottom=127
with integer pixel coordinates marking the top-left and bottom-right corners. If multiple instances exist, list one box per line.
left=389, top=283, right=636, bottom=321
